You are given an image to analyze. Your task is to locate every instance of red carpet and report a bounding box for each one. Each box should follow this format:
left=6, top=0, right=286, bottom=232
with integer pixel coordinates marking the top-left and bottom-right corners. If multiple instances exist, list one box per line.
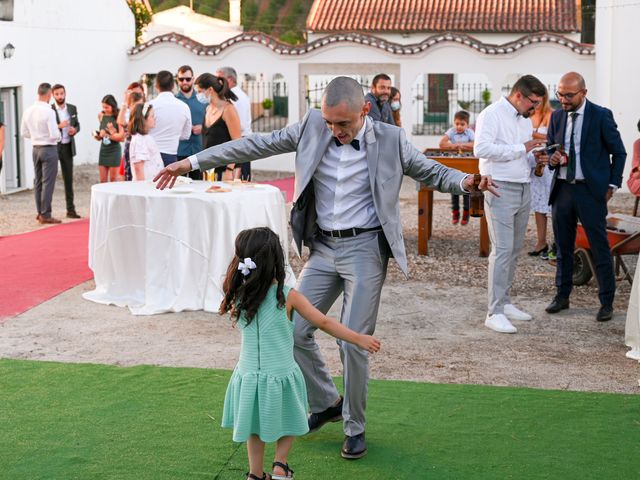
left=0, top=220, right=92, bottom=321
left=0, top=179, right=294, bottom=321
left=259, top=176, right=295, bottom=203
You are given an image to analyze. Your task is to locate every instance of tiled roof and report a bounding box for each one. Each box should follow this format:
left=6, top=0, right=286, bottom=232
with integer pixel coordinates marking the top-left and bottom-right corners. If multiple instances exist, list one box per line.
left=128, top=31, right=594, bottom=57
left=306, top=0, right=579, bottom=33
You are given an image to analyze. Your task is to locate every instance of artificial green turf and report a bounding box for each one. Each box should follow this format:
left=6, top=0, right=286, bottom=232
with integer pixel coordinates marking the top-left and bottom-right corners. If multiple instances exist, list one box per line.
left=0, top=359, right=638, bottom=479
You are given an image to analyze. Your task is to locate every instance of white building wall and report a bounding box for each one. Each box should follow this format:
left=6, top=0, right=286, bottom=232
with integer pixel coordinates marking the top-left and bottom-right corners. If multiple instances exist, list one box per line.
left=130, top=38, right=594, bottom=169
left=0, top=0, right=134, bottom=192
left=596, top=0, right=640, bottom=192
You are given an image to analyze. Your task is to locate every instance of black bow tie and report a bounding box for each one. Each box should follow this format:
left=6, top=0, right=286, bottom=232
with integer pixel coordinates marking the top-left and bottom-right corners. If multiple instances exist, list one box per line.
left=334, top=137, right=360, bottom=151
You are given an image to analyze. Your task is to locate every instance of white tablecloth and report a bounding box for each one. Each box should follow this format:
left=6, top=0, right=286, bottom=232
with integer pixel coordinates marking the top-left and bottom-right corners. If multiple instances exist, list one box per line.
left=625, top=262, right=640, bottom=360
left=83, top=181, right=295, bottom=315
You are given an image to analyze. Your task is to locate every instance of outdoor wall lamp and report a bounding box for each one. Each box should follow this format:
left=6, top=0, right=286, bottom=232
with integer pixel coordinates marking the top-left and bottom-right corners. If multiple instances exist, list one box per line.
left=3, top=43, right=15, bottom=59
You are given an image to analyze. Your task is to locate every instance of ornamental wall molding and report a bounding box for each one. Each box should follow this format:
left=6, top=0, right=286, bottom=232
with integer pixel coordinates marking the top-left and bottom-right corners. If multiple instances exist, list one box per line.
left=128, top=31, right=594, bottom=57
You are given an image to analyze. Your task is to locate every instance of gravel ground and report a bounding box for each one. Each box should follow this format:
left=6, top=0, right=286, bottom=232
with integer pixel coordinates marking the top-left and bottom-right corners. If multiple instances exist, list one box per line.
left=1, top=165, right=639, bottom=393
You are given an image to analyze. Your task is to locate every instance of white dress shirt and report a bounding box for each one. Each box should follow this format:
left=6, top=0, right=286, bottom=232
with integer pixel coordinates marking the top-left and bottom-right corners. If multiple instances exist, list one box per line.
left=150, top=91, right=192, bottom=154
left=474, top=96, right=533, bottom=183
left=231, top=86, right=252, bottom=137
left=55, top=104, right=71, bottom=144
left=21, top=101, right=61, bottom=146
left=313, top=118, right=379, bottom=231
left=557, top=99, right=586, bottom=181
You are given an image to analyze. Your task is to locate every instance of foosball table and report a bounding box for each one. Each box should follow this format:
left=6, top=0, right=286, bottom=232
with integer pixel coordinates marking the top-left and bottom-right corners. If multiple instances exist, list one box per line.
left=418, top=147, right=489, bottom=257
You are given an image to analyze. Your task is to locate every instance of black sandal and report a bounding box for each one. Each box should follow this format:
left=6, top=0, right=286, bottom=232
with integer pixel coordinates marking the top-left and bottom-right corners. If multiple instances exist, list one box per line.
left=271, top=461, right=294, bottom=479
left=246, top=473, right=271, bottom=480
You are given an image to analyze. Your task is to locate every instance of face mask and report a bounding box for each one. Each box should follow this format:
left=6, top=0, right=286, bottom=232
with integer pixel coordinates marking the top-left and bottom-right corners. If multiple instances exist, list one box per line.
left=390, top=101, right=401, bottom=111
left=197, top=92, right=210, bottom=104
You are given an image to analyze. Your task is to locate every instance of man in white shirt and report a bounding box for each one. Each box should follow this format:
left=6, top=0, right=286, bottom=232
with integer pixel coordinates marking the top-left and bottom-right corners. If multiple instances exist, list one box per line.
left=149, top=70, right=192, bottom=166
left=216, top=66, right=253, bottom=180
left=474, top=75, right=547, bottom=334
left=21, top=83, right=62, bottom=224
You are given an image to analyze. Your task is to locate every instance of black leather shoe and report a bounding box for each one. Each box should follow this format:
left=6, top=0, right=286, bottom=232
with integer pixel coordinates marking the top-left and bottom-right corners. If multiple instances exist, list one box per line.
left=66, top=211, right=81, bottom=219
left=596, top=305, right=613, bottom=322
left=341, top=432, right=367, bottom=459
left=308, top=397, right=343, bottom=433
left=545, top=296, right=570, bottom=314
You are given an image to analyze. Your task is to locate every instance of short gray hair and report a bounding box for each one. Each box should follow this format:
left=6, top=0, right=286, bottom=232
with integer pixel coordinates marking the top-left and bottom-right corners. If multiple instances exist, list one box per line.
left=322, top=76, right=365, bottom=112
left=217, top=66, right=237, bottom=81
left=37, top=82, right=52, bottom=96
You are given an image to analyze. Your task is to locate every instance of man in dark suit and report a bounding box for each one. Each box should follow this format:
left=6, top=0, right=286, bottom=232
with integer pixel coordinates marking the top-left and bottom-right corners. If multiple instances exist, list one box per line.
left=52, top=84, right=80, bottom=218
left=540, top=72, right=626, bottom=321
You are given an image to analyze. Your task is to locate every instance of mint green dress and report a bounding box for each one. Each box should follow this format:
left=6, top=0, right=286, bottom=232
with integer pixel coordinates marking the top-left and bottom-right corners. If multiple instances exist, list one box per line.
left=222, top=285, right=309, bottom=442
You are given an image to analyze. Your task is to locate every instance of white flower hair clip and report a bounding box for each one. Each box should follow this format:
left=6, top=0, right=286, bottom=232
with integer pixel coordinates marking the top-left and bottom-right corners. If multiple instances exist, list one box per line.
left=142, top=102, right=151, bottom=117
left=238, top=257, right=257, bottom=277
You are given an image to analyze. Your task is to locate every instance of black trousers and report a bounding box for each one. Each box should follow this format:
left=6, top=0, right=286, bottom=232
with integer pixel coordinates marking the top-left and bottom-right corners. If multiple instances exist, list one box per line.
left=552, top=181, right=615, bottom=306
left=57, top=142, right=76, bottom=213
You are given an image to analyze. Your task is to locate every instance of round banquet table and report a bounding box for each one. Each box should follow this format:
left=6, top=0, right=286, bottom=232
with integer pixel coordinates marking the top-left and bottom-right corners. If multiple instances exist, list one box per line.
left=83, top=181, right=295, bottom=315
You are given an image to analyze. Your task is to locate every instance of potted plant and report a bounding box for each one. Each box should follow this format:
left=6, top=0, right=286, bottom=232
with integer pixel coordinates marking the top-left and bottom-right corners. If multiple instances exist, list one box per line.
left=262, top=98, right=273, bottom=117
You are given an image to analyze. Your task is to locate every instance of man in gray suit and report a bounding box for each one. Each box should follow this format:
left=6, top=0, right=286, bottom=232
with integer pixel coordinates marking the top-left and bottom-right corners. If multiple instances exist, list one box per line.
left=155, top=77, right=496, bottom=459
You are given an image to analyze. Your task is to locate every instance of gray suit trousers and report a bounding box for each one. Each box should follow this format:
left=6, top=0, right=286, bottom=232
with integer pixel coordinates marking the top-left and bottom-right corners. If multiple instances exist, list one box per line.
left=484, top=181, right=531, bottom=315
left=32, top=145, right=59, bottom=218
left=293, top=231, right=389, bottom=437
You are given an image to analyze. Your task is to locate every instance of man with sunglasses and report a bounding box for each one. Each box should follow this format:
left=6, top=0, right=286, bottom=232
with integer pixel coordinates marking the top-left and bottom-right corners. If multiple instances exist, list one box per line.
left=474, top=75, right=547, bottom=334
left=176, top=65, right=206, bottom=180
left=539, top=72, right=626, bottom=322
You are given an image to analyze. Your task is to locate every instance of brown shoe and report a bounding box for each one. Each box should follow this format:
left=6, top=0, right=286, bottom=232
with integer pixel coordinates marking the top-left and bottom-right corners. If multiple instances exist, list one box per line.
left=39, top=216, right=62, bottom=224
left=66, top=211, right=81, bottom=219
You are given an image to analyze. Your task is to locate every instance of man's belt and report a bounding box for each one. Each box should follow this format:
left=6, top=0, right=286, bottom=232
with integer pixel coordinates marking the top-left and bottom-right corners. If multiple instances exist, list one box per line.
left=319, top=226, right=382, bottom=238
left=559, top=178, right=586, bottom=184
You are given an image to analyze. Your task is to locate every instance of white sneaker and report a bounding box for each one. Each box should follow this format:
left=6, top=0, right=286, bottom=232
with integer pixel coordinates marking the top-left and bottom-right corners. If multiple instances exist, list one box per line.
left=485, top=313, right=517, bottom=333
left=504, top=304, right=532, bottom=321
left=625, top=347, right=640, bottom=361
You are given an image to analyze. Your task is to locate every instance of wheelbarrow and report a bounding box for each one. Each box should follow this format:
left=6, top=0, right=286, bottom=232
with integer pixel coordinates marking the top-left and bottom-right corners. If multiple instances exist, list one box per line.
left=573, top=214, right=640, bottom=286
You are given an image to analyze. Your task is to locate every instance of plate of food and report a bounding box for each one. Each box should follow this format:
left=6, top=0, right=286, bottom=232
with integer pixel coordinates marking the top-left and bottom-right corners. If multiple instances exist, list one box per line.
left=206, top=185, right=231, bottom=193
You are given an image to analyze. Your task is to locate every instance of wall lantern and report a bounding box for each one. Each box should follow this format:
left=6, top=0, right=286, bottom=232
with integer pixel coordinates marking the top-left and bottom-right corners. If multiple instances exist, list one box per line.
left=3, top=43, right=15, bottom=59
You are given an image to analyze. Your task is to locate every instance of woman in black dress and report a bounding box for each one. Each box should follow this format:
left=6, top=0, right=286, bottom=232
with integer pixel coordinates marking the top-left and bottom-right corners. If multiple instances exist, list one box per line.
left=195, top=73, right=241, bottom=181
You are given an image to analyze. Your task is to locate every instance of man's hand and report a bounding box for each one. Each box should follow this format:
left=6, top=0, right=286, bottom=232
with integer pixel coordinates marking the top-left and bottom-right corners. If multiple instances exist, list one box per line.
left=68, top=126, right=77, bottom=136
left=192, top=124, right=202, bottom=135
left=153, top=159, right=193, bottom=189
left=534, top=150, right=549, bottom=166
left=463, top=174, right=500, bottom=197
left=524, top=138, right=546, bottom=153
left=548, top=150, right=566, bottom=167
left=606, top=187, right=614, bottom=202
left=58, top=120, right=70, bottom=129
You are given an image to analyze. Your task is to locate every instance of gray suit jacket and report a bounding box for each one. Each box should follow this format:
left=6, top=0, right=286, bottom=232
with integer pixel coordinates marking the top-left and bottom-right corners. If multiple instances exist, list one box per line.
left=195, top=109, right=466, bottom=275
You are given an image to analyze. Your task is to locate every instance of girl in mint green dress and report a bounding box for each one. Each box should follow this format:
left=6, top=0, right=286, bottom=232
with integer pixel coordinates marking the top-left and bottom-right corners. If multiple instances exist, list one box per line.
left=219, top=227, right=381, bottom=480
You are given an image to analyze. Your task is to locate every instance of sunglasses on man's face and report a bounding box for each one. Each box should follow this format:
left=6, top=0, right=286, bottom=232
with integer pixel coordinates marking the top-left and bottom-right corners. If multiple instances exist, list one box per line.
left=177, top=77, right=193, bottom=82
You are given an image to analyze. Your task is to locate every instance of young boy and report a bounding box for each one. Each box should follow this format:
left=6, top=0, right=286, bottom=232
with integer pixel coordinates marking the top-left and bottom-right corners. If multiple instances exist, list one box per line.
left=439, top=111, right=475, bottom=225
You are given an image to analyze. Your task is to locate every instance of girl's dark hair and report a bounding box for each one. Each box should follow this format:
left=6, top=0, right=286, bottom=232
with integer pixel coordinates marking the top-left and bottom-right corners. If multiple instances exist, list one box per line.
left=128, top=103, right=153, bottom=135
left=219, top=227, right=286, bottom=324
left=101, top=94, right=119, bottom=119
left=195, top=73, right=238, bottom=102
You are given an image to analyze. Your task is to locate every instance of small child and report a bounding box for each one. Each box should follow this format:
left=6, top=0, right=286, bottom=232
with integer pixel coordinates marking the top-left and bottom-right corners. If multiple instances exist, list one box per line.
left=219, top=227, right=380, bottom=480
left=439, top=110, right=475, bottom=225
left=127, top=103, right=164, bottom=181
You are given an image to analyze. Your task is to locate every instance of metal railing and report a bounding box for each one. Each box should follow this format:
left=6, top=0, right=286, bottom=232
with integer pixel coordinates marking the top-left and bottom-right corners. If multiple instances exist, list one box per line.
left=412, top=83, right=491, bottom=136
left=242, top=81, right=289, bottom=132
